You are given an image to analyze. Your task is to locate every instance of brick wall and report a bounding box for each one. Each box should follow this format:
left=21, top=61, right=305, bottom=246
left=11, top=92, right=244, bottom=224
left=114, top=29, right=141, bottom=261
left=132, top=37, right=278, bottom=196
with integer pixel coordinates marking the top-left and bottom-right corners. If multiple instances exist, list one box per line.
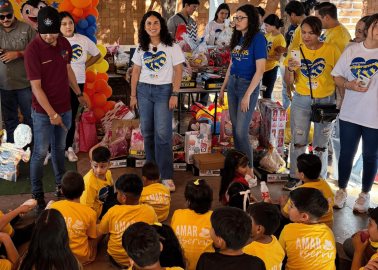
left=364, top=0, right=378, bottom=15
left=329, top=0, right=364, bottom=34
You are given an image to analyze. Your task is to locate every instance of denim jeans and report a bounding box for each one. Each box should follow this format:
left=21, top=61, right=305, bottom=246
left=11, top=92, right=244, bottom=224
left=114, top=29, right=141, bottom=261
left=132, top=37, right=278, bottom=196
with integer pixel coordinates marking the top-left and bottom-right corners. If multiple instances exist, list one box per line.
left=227, top=74, right=260, bottom=166
left=280, top=65, right=291, bottom=110
left=289, top=93, right=334, bottom=178
left=0, top=87, right=32, bottom=143
left=30, top=110, right=71, bottom=195
left=338, top=119, right=378, bottom=193
left=262, top=66, right=279, bottom=99
left=137, top=82, right=173, bottom=179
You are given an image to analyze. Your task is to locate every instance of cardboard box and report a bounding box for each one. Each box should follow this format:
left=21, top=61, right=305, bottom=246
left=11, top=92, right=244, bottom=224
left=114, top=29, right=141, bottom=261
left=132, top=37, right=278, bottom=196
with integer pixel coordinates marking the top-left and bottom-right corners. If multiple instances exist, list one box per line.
left=192, top=166, right=221, bottom=176
left=110, top=159, right=127, bottom=169
left=173, top=163, right=187, bottom=171
left=127, top=157, right=146, bottom=168
left=267, top=173, right=290, bottom=183
left=193, top=153, right=225, bottom=171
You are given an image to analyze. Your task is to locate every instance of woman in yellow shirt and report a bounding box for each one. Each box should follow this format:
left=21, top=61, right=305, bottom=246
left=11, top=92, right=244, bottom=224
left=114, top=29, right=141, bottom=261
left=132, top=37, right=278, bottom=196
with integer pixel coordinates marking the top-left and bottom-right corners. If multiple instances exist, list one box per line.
left=262, top=14, right=286, bottom=99
left=284, top=16, right=340, bottom=190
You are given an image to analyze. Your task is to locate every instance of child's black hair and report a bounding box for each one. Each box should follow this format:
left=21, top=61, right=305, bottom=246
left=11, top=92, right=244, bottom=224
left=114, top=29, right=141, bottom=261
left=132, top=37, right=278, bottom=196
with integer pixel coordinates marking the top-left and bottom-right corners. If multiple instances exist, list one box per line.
left=115, top=174, right=143, bottom=198
left=219, top=150, right=249, bottom=202
left=185, top=179, right=213, bottom=214
left=92, top=146, right=111, bottom=163
left=211, top=207, right=252, bottom=250
left=368, top=207, right=378, bottom=225
left=183, top=0, right=200, bottom=7
left=61, top=171, right=84, bottom=200
left=289, top=188, right=329, bottom=220
left=285, top=1, right=306, bottom=16
left=142, top=161, right=160, bottom=181
left=247, top=202, right=281, bottom=235
left=152, top=223, right=186, bottom=269
left=227, top=182, right=250, bottom=211
left=264, top=14, right=284, bottom=29
left=122, top=222, right=160, bottom=267
left=297, top=153, right=321, bottom=180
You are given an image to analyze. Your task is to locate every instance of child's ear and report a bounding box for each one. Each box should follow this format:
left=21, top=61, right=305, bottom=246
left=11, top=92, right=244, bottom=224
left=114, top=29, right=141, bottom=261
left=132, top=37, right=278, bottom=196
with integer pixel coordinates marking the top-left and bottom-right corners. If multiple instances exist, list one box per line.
left=256, top=224, right=265, bottom=235
left=300, top=212, right=311, bottom=223
left=160, top=241, right=163, bottom=252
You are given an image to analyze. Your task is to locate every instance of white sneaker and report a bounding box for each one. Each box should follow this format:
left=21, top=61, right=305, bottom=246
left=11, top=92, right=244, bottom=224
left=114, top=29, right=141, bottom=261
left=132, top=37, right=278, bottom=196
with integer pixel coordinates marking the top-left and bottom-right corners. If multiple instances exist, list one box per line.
left=162, top=179, right=176, bottom=192
left=44, top=152, right=51, bottom=166
left=65, top=147, right=78, bottom=162
left=334, top=189, right=347, bottom=209
left=353, top=193, right=370, bottom=213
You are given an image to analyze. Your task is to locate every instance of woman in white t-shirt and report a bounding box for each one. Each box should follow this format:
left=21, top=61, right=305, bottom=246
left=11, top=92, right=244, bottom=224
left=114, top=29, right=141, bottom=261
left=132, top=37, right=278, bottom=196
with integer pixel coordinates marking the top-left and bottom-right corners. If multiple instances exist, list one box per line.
left=59, top=12, right=101, bottom=162
left=204, top=3, right=230, bottom=45
left=331, top=14, right=378, bottom=214
left=130, top=11, right=185, bottom=192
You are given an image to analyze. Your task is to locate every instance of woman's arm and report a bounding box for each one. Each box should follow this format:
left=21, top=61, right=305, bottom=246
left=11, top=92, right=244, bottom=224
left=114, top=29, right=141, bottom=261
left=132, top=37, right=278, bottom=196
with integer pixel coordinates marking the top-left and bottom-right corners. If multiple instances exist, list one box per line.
left=85, top=53, right=101, bottom=69
left=169, top=63, right=183, bottom=110
left=130, top=64, right=142, bottom=111
left=219, top=60, right=232, bottom=105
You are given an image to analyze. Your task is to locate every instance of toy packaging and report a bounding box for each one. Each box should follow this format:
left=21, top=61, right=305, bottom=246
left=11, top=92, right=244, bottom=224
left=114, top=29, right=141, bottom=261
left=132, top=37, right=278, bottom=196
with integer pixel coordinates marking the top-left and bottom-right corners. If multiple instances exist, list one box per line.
left=184, top=123, right=212, bottom=164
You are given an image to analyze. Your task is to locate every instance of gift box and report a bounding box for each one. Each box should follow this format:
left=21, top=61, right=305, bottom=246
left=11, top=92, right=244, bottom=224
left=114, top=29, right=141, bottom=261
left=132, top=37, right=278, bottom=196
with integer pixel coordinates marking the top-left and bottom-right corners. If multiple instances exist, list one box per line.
left=101, top=101, right=135, bottom=134
left=184, top=123, right=212, bottom=164
left=193, top=152, right=225, bottom=171
left=129, top=127, right=145, bottom=158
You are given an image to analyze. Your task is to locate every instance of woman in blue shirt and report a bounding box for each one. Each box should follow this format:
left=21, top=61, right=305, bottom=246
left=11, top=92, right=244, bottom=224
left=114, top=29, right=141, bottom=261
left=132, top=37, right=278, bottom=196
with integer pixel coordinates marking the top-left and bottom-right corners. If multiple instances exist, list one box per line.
left=220, top=4, right=267, bottom=170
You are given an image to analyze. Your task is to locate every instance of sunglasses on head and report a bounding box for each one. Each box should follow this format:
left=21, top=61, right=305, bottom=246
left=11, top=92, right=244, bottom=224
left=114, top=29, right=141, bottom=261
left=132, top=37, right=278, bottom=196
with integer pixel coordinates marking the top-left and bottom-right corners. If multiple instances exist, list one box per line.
left=0, top=13, right=13, bottom=20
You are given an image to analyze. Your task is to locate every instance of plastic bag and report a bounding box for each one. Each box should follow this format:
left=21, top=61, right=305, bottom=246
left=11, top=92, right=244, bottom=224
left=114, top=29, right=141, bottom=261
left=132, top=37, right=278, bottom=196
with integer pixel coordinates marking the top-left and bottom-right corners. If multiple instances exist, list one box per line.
left=215, top=19, right=233, bottom=48
left=259, top=145, right=286, bottom=173
left=79, top=111, right=98, bottom=152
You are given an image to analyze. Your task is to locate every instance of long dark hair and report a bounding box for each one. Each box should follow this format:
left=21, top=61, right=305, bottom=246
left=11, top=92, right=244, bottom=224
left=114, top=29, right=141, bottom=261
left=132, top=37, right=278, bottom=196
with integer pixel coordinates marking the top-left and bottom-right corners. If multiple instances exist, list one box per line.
left=138, top=11, right=173, bottom=52
left=230, top=4, right=260, bottom=50
left=213, top=3, right=230, bottom=22
left=365, top=13, right=378, bottom=39
left=219, top=150, right=249, bottom=202
left=59, top=11, right=76, bottom=34
left=264, top=14, right=284, bottom=29
left=19, top=209, right=80, bottom=270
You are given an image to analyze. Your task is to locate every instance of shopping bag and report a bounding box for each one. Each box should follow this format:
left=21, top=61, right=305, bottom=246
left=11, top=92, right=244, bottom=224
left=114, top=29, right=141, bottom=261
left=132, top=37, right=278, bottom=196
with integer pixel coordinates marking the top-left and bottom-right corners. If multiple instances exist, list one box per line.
left=79, top=111, right=98, bottom=152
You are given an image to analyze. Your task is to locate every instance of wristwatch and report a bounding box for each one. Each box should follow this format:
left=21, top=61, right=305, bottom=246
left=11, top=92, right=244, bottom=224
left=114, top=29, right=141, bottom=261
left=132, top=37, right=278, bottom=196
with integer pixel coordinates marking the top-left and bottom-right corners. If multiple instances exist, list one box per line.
left=76, top=92, right=83, bottom=98
left=171, top=92, right=179, bottom=97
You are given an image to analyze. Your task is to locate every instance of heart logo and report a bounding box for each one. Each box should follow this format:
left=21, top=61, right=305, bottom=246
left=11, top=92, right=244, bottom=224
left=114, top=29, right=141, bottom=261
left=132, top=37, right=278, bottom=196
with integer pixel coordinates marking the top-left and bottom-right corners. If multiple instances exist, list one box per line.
left=71, top=44, right=83, bottom=63
left=350, top=57, right=378, bottom=79
left=300, top=58, right=326, bottom=79
left=143, top=51, right=167, bottom=72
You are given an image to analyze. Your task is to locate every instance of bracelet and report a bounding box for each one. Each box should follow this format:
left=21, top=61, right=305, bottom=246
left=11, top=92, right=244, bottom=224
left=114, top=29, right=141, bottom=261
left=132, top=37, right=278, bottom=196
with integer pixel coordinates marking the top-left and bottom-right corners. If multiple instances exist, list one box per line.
left=76, top=92, right=83, bottom=98
left=171, top=92, right=179, bottom=97
left=49, top=113, right=58, bottom=120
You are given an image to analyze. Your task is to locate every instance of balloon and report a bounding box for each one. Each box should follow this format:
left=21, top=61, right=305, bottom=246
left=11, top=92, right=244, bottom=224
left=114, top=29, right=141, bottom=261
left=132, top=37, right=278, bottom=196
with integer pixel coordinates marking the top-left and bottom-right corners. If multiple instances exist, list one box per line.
left=92, top=93, right=107, bottom=107
left=59, top=0, right=75, bottom=12
left=94, top=79, right=108, bottom=93
left=96, top=73, right=109, bottom=81
left=86, top=70, right=96, bottom=82
left=71, top=7, right=83, bottom=18
left=88, top=35, right=97, bottom=44
left=102, top=101, right=116, bottom=112
left=88, top=8, right=99, bottom=18
left=103, top=86, right=113, bottom=98
left=97, top=44, right=107, bottom=58
left=86, top=15, right=97, bottom=25
left=77, top=19, right=88, bottom=29
left=95, top=60, right=109, bottom=73
left=86, top=25, right=96, bottom=36
left=92, top=107, right=105, bottom=121
left=86, top=65, right=96, bottom=72
left=83, top=92, right=92, bottom=109
left=92, top=0, right=100, bottom=7
left=84, top=84, right=95, bottom=96
left=71, top=0, right=91, bottom=9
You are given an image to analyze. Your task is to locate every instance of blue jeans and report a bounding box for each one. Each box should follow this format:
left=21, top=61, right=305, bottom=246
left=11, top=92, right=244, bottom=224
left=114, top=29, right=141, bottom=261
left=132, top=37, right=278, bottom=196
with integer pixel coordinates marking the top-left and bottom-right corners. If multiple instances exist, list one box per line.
left=338, top=119, right=378, bottom=193
left=280, top=65, right=291, bottom=110
left=137, top=82, right=173, bottom=179
left=289, top=93, right=334, bottom=178
left=30, top=110, right=71, bottom=195
left=227, top=75, right=259, bottom=166
left=0, top=87, right=32, bottom=143
left=262, top=66, right=279, bottom=99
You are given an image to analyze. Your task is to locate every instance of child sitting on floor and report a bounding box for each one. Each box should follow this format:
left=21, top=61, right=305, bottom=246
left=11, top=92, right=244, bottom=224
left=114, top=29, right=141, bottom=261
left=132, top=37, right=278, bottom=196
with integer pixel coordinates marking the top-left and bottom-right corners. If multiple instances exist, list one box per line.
left=171, top=179, right=213, bottom=270
left=50, top=171, right=97, bottom=265
left=196, top=207, right=265, bottom=270
left=80, top=146, right=115, bottom=219
left=280, top=153, right=334, bottom=228
left=0, top=232, right=18, bottom=270
left=140, top=162, right=171, bottom=222
left=243, top=202, right=285, bottom=270
left=122, top=222, right=184, bottom=270
left=97, top=174, right=158, bottom=268
left=279, top=188, right=336, bottom=270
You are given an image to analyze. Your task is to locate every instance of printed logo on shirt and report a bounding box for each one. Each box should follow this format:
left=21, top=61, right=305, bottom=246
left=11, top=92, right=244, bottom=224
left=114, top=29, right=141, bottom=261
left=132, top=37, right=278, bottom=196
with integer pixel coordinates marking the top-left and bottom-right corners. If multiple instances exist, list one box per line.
left=143, top=51, right=167, bottom=72
left=319, top=33, right=326, bottom=42
left=300, top=58, right=326, bottom=79
left=61, top=49, right=69, bottom=61
left=350, top=57, right=378, bottom=79
left=295, top=237, right=334, bottom=259
left=232, top=45, right=249, bottom=61
left=71, top=44, right=83, bottom=63
left=64, top=217, right=85, bottom=235
left=267, top=41, right=273, bottom=53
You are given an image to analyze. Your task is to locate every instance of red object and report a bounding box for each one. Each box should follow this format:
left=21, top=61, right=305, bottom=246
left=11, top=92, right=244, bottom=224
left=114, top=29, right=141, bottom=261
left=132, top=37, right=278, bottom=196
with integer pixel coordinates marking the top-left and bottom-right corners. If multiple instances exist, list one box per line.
left=360, top=230, right=370, bottom=242
left=175, top=24, right=187, bottom=41
left=79, top=111, right=98, bottom=152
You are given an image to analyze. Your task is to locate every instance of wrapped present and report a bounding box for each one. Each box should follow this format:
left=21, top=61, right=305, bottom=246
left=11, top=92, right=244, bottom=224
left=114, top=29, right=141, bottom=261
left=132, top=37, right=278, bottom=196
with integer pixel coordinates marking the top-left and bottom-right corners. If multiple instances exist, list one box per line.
left=184, top=123, right=212, bottom=164
left=101, top=101, right=135, bottom=134
left=129, top=127, right=145, bottom=157
left=79, top=111, right=98, bottom=153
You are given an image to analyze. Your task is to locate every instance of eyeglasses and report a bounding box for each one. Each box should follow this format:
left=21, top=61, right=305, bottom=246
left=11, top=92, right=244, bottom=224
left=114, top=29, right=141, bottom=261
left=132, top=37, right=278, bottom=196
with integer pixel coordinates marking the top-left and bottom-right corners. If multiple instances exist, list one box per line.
left=233, top=16, right=247, bottom=22
left=0, top=13, right=13, bottom=20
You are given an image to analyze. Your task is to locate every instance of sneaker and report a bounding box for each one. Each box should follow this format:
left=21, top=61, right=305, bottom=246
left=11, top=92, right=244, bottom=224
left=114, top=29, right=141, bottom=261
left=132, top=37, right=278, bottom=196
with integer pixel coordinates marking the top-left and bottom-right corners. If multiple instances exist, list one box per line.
left=65, top=147, right=78, bottom=162
left=283, top=179, right=302, bottom=191
left=334, top=189, right=348, bottom=209
left=54, top=185, right=64, bottom=198
left=245, top=174, right=258, bottom=188
left=162, top=179, right=176, bottom=192
left=43, top=152, right=51, bottom=166
left=353, top=193, right=370, bottom=213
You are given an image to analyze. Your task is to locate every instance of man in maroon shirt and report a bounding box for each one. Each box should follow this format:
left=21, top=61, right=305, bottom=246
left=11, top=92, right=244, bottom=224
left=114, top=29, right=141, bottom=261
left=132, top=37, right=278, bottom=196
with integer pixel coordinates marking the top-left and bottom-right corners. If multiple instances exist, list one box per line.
left=24, top=6, right=87, bottom=211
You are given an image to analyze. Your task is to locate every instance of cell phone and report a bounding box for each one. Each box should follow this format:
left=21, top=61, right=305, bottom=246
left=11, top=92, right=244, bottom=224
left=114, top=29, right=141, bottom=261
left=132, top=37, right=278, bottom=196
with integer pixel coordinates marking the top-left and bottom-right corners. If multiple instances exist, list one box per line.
left=357, top=75, right=370, bottom=88
left=290, top=50, right=301, bottom=64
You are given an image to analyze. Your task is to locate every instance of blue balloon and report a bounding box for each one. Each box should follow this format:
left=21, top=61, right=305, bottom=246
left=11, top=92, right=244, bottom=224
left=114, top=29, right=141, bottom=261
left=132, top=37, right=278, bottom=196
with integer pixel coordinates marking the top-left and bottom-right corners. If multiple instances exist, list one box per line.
left=86, top=26, right=96, bottom=36
left=88, top=35, right=97, bottom=44
left=86, top=15, right=96, bottom=25
left=77, top=19, right=89, bottom=29
left=77, top=28, right=85, bottom=35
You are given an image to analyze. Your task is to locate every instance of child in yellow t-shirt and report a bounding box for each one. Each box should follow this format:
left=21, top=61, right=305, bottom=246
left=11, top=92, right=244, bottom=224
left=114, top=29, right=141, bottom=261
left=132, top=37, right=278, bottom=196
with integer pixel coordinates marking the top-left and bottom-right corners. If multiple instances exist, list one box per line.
left=279, top=188, right=336, bottom=270
left=97, top=174, right=158, bottom=268
left=243, top=202, right=285, bottom=270
left=80, top=146, right=114, bottom=219
left=122, top=222, right=184, bottom=270
left=140, top=162, right=170, bottom=222
left=50, top=171, right=97, bottom=265
left=171, top=179, right=213, bottom=270
left=0, top=232, right=19, bottom=270
left=281, top=153, right=334, bottom=228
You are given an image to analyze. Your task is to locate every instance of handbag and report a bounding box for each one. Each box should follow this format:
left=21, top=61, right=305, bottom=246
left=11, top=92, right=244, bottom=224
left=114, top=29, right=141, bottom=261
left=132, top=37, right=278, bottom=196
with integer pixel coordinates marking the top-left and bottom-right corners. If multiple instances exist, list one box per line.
left=299, top=46, right=339, bottom=123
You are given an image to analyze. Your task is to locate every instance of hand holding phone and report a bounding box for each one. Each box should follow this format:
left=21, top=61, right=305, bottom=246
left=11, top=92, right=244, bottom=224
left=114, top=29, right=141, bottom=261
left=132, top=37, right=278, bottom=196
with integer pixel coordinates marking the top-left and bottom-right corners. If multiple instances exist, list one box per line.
left=357, top=75, right=370, bottom=88
left=290, top=50, right=301, bottom=66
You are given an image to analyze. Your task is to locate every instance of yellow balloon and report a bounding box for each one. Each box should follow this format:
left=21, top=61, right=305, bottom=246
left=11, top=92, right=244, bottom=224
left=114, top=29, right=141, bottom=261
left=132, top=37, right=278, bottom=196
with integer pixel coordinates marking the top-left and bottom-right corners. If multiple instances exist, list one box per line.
left=86, top=65, right=97, bottom=72
left=97, top=44, right=107, bottom=58
left=95, top=60, right=109, bottom=73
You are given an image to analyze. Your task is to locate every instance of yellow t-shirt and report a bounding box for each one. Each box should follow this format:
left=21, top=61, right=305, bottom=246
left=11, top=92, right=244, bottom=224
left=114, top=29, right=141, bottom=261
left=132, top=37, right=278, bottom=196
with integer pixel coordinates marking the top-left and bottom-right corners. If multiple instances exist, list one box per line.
left=283, top=181, right=335, bottom=228
left=360, top=253, right=378, bottom=270
left=279, top=223, right=336, bottom=270
left=284, top=42, right=340, bottom=98
left=265, top=32, right=286, bottom=71
left=80, top=169, right=113, bottom=218
left=171, top=209, right=213, bottom=270
left=287, top=26, right=301, bottom=53
left=323, top=24, right=351, bottom=54
left=50, top=200, right=97, bottom=262
left=243, top=235, right=284, bottom=270
left=0, top=259, right=11, bottom=270
left=98, top=204, right=158, bottom=267
left=128, top=267, right=184, bottom=270
left=0, top=211, right=13, bottom=237
left=140, top=183, right=171, bottom=222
